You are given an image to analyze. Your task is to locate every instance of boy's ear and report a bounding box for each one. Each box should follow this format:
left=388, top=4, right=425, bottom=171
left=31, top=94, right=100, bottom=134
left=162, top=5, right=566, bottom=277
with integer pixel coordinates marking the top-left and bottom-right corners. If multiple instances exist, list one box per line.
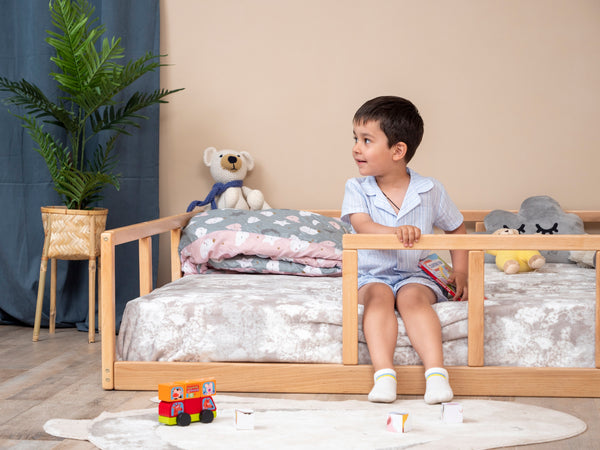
left=392, top=142, right=408, bottom=160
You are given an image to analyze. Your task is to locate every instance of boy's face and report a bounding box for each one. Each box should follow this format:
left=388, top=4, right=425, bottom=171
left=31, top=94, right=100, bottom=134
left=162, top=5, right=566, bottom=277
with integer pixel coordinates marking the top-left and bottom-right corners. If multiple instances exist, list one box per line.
left=352, top=120, right=399, bottom=177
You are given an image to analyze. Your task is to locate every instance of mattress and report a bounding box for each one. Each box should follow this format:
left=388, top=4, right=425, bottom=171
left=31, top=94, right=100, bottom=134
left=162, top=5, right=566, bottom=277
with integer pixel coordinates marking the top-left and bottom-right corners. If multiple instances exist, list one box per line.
left=116, top=263, right=596, bottom=368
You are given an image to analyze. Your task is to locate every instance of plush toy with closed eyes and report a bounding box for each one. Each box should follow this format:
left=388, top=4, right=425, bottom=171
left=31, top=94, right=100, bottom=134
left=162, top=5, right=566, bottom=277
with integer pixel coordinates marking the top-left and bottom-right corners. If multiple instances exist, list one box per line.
left=483, top=195, right=585, bottom=263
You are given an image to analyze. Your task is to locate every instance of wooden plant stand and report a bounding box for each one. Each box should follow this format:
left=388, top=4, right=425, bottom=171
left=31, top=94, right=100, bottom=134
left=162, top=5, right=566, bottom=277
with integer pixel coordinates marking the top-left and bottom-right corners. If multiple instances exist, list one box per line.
left=33, top=206, right=108, bottom=343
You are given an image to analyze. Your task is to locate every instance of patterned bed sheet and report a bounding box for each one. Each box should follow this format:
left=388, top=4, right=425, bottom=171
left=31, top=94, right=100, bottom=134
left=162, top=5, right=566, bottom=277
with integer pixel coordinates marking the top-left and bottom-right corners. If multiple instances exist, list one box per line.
left=116, top=263, right=596, bottom=367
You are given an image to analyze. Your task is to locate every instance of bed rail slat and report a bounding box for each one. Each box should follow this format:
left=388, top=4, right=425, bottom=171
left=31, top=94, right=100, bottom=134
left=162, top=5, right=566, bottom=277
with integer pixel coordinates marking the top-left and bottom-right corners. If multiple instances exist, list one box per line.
left=170, top=228, right=183, bottom=281
left=342, top=248, right=359, bottom=365
left=596, top=251, right=599, bottom=369
left=139, top=236, right=152, bottom=296
left=342, top=233, right=600, bottom=251
left=467, top=251, right=485, bottom=366
left=107, top=210, right=197, bottom=246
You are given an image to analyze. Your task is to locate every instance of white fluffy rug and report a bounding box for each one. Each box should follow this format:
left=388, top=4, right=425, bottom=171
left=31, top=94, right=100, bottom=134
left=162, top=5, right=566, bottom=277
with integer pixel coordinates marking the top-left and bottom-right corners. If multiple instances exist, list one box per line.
left=44, top=395, right=586, bottom=449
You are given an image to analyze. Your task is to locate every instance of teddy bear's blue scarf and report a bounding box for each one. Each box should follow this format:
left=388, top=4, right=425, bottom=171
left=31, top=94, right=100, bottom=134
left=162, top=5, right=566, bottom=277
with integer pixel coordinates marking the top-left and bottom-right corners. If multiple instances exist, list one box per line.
left=186, top=180, right=244, bottom=212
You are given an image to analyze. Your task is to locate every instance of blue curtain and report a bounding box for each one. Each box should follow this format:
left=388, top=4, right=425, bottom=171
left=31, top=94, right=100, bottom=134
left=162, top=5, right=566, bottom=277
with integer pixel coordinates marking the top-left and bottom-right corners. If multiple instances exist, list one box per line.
left=0, top=0, right=160, bottom=332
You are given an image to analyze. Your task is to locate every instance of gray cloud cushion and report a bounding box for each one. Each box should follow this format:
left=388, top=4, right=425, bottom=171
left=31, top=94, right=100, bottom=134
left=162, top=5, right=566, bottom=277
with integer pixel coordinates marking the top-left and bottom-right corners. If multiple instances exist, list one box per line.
left=483, top=196, right=585, bottom=263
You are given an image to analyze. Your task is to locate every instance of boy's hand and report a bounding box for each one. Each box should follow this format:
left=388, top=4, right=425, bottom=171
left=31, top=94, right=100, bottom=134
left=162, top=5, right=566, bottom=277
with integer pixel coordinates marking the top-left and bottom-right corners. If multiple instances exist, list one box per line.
left=448, top=271, right=468, bottom=301
left=395, top=225, right=421, bottom=247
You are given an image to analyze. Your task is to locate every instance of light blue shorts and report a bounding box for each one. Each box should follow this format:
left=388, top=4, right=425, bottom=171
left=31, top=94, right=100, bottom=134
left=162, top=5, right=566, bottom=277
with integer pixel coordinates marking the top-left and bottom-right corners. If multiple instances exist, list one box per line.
left=358, top=273, right=448, bottom=303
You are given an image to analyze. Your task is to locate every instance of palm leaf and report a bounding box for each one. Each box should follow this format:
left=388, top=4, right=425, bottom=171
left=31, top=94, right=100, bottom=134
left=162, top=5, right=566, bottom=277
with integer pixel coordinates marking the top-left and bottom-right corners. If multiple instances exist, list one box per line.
left=90, top=88, right=184, bottom=134
left=20, top=115, right=70, bottom=183
left=47, top=0, right=103, bottom=94
left=88, top=134, right=120, bottom=189
left=75, top=52, right=162, bottom=118
left=55, top=168, right=119, bottom=209
left=0, top=77, right=77, bottom=131
left=0, top=0, right=183, bottom=210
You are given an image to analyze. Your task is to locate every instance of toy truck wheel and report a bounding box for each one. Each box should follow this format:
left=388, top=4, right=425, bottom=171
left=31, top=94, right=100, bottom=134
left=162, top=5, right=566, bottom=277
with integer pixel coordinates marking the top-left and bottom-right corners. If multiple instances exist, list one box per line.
left=200, top=410, right=214, bottom=423
left=176, top=412, right=192, bottom=427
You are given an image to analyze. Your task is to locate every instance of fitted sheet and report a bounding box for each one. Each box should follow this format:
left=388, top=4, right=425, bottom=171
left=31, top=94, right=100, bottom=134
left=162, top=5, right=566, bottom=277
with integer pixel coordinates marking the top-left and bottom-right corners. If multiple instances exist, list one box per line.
left=116, top=263, right=596, bottom=367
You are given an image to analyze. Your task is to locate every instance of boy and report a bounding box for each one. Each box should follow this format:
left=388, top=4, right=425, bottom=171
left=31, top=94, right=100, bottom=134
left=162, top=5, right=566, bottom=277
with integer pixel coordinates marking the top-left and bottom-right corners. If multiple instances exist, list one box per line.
left=341, top=96, right=468, bottom=404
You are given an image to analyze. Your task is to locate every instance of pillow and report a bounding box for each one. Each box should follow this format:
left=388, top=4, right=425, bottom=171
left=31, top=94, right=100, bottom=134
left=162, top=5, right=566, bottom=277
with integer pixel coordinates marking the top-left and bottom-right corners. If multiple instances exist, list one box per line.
left=179, top=209, right=352, bottom=276
left=483, top=195, right=585, bottom=263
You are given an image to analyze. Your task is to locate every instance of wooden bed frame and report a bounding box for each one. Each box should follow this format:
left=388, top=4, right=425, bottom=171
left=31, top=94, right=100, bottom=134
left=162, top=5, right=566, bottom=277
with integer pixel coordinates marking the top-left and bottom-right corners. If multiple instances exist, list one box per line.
left=100, top=209, right=600, bottom=397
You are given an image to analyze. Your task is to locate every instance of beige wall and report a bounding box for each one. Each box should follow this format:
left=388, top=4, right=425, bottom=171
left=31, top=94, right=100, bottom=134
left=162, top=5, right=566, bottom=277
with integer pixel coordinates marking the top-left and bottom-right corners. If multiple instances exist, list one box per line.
left=158, top=0, right=599, bottom=282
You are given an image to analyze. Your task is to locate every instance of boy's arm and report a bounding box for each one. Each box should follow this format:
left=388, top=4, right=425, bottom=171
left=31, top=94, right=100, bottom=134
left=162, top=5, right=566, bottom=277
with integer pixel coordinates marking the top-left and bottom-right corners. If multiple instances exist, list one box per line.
left=349, top=212, right=421, bottom=248
left=445, top=222, right=468, bottom=300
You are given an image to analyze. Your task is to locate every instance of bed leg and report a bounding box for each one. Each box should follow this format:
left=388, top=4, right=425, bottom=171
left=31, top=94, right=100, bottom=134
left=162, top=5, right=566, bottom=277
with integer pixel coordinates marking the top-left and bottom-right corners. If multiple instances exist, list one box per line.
left=101, top=231, right=116, bottom=390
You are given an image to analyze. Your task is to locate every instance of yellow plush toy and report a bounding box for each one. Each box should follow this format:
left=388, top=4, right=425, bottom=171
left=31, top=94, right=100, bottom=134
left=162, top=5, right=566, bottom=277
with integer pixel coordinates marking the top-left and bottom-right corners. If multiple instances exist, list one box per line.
left=487, top=228, right=546, bottom=274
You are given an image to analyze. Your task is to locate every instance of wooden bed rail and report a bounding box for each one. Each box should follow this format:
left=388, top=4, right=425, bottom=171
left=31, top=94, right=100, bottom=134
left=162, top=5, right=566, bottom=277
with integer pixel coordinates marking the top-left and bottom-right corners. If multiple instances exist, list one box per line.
left=342, top=234, right=600, bottom=370
left=100, top=210, right=196, bottom=388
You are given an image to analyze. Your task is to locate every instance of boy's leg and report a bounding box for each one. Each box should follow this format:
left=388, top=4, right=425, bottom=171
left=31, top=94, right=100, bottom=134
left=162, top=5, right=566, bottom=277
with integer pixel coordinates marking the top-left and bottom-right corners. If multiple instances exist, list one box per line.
left=395, top=283, right=453, bottom=404
left=359, top=282, right=398, bottom=402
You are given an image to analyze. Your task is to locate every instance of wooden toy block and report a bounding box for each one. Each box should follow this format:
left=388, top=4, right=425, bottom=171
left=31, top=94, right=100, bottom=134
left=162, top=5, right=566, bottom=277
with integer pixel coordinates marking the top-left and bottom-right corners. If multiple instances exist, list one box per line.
left=158, top=378, right=216, bottom=401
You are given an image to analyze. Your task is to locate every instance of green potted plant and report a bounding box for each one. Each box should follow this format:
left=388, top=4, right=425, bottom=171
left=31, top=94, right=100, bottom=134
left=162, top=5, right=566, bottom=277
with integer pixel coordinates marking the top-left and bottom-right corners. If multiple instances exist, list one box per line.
left=0, top=0, right=182, bottom=254
left=0, top=0, right=183, bottom=342
left=0, top=0, right=182, bottom=212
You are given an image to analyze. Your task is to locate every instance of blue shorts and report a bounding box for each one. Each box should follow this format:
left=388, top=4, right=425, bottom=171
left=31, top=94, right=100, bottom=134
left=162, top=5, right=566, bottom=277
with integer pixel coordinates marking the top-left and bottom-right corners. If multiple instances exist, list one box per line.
left=358, top=273, right=448, bottom=303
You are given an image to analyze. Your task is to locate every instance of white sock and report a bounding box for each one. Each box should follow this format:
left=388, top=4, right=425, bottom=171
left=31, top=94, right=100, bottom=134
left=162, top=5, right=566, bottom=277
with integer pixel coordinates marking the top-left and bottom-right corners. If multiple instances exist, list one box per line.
left=424, top=367, right=453, bottom=404
left=368, top=368, right=397, bottom=403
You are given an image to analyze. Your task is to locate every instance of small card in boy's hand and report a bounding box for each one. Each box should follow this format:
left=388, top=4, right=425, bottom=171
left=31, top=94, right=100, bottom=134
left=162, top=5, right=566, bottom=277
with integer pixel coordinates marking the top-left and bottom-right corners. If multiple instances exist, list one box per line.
left=418, top=253, right=461, bottom=301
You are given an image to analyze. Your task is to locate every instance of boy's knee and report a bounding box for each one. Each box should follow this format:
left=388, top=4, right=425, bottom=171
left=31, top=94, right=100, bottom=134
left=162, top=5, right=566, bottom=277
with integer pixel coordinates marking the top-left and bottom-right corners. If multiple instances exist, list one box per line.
left=396, top=284, right=436, bottom=308
left=359, top=282, right=395, bottom=306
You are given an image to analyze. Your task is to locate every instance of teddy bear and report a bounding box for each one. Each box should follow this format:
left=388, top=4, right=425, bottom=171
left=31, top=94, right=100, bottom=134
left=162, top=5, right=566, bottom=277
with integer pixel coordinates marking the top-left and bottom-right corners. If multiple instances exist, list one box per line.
left=186, top=147, right=271, bottom=212
left=486, top=228, right=546, bottom=274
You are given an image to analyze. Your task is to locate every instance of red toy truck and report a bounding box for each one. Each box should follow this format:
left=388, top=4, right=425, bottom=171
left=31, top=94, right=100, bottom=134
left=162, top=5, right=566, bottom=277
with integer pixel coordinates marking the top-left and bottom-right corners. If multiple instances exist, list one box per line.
left=158, top=378, right=217, bottom=426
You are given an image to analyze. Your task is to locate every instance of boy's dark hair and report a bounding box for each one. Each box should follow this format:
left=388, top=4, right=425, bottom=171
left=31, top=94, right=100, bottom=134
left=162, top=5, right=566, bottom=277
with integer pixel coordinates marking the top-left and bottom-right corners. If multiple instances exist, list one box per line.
left=353, top=96, right=424, bottom=163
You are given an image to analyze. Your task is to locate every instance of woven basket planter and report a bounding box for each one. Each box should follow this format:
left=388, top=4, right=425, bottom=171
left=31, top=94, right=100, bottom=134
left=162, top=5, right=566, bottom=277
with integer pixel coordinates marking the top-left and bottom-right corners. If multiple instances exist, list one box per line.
left=41, top=206, right=108, bottom=260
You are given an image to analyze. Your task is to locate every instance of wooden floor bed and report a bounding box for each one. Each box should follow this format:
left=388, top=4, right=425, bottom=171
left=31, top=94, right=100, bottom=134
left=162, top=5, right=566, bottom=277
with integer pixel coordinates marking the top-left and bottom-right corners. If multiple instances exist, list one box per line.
left=100, top=209, right=600, bottom=397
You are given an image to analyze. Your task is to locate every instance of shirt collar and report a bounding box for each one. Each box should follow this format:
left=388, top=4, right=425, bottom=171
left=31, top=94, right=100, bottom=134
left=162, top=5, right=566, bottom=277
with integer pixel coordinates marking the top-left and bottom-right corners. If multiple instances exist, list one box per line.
left=406, top=167, right=434, bottom=194
left=363, top=168, right=434, bottom=218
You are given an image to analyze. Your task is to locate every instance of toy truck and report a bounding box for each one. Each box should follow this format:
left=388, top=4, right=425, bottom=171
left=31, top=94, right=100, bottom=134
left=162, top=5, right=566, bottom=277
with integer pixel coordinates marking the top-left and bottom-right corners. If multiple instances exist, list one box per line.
left=158, top=378, right=217, bottom=426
